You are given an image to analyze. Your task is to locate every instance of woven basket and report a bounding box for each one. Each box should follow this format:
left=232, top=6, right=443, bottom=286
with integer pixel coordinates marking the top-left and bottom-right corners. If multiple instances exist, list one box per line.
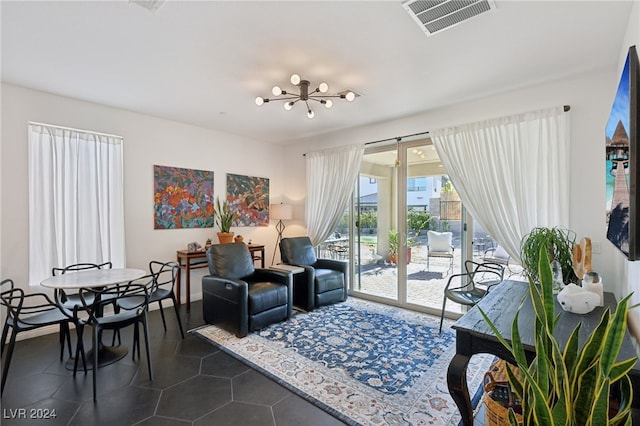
left=483, top=359, right=523, bottom=426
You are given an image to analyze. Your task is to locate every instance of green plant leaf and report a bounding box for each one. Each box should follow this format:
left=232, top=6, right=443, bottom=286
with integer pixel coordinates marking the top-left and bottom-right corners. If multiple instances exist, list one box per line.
left=609, top=358, right=638, bottom=383
left=588, top=378, right=610, bottom=426
left=574, top=362, right=601, bottom=426
left=562, top=324, right=581, bottom=383
left=609, top=374, right=633, bottom=424
left=573, top=310, right=610, bottom=389
left=600, top=293, right=633, bottom=377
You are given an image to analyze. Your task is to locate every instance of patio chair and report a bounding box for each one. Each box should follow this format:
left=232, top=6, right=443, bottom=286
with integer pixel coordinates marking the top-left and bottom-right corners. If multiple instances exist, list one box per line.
left=483, top=244, right=513, bottom=276
left=439, top=260, right=505, bottom=333
left=426, top=230, right=454, bottom=275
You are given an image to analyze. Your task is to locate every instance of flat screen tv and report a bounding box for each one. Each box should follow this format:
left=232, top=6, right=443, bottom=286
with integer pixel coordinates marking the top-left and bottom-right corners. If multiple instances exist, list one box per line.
left=606, top=45, right=639, bottom=260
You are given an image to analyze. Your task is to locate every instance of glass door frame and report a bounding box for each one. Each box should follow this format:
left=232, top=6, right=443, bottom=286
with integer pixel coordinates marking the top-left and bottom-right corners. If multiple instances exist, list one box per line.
left=348, top=139, right=476, bottom=318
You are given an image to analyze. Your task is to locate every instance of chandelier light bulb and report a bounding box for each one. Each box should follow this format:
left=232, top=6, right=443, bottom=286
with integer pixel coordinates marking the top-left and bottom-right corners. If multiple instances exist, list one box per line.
left=256, top=75, right=356, bottom=118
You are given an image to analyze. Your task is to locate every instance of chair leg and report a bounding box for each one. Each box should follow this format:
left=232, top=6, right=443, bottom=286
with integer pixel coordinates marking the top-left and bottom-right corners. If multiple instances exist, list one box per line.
left=158, top=300, right=167, bottom=331
left=1, top=322, right=9, bottom=356
left=73, top=324, right=87, bottom=376
left=132, top=323, right=139, bottom=361
left=142, top=313, right=153, bottom=381
left=171, top=296, right=185, bottom=339
left=60, top=323, right=72, bottom=361
left=1, top=329, right=18, bottom=395
left=92, top=326, right=99, bottom=401
left=439, top=297, right=448, bottom=334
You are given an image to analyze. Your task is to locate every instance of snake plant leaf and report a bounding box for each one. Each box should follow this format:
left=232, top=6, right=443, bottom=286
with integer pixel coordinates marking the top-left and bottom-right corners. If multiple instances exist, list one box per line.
left=505, top=363, right=523, bottom=400
left=510, top=309, right=528, bottom=368
left=477, top=306, right=514, bottom=354
left=507, top=408, right=520, bottom=426
left=536, top=249, right=555, bottom=328
left=588, top=379, right=610, bottom=426
left=609, top=358, right=638, bottom=383
left=534, top=332, right=550, bottom=397
left=562, top=324, right=581, bottom=382
left=574, top=362, right=601, bottom=426
left=601, top=293, right=632, bottom=377
left=573, top=310, right=610, bottom=388
left=609, top=374, right=633, bottom=424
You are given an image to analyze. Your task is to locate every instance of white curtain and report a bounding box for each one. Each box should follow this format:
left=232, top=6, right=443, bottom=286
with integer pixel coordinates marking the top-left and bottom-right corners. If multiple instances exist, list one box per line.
left=431, top=106, right=570, bottom=261
left=305, top=144, right=365, bottom=246
left=28, top=123, right=126, bottom=286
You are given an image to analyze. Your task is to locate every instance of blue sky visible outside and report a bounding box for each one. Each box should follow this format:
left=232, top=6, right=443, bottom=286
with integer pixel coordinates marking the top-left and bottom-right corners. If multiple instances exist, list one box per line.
left=605, top=52, right=631, bottom=208
left=606, top=53, right=630, bottom=139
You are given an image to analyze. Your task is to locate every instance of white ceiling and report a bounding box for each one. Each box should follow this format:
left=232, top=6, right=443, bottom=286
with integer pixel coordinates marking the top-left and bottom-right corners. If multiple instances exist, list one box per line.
left=1, top=1, right=634, bottom=144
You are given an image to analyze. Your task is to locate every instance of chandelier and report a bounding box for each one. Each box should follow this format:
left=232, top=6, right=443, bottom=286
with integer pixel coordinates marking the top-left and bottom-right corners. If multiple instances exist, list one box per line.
left=255, top=74, right=356, bottom=119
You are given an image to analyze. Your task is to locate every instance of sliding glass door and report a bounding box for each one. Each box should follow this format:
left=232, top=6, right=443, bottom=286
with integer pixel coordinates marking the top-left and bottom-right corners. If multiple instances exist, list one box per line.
left=351, top=139, right=473, bottom=318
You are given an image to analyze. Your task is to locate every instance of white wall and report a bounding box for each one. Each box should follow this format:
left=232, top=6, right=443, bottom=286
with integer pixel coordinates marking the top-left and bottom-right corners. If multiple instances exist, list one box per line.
left=1, top=83, right=287, bottom=307
left=282, top=55, right=640, bottom=335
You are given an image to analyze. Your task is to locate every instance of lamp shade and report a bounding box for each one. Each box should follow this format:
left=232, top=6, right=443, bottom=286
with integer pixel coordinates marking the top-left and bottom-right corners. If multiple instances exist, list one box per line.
left=270, top=204, right=292, bottom=221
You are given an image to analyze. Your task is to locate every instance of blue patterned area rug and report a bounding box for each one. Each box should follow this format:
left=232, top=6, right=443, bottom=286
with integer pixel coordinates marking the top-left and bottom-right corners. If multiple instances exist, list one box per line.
left=192, top=298, right=492, bottom=425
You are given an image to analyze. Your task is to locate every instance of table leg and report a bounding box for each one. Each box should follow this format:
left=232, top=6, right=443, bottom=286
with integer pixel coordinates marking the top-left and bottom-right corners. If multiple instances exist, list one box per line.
left=175, top=266, right=181, bottom=306
left=447, top=352, right=474, bottom=426
left=185, top=262, right=191, bottom=312
left=65, top=344, right=127, bottom=370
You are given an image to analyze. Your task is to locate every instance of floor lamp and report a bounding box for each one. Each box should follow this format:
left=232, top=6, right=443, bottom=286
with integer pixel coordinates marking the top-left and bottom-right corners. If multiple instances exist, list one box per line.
left=270, top=203, right=292, bottom=265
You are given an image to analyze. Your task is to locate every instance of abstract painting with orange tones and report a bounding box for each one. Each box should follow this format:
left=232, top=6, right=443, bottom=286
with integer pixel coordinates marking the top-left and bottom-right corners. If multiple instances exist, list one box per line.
left=227, top=173, right=269, bottom=226
left=154, top=165, right=214, bottom=229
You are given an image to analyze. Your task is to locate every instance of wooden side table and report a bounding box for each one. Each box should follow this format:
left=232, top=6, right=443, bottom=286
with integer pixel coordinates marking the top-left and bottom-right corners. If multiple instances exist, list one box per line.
left=176, top=244, right=265, bottom=312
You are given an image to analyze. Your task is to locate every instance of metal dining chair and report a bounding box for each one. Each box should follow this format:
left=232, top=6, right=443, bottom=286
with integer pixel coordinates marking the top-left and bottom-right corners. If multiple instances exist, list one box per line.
left=146, top=261, right=185, bottom=338
left=77, top=276, right=154, bottom=401
left=438, top=260, right=505, bottom=333
left=1, top=278, right=73, bottom=395
left=51, top=262, right=113, bottom=309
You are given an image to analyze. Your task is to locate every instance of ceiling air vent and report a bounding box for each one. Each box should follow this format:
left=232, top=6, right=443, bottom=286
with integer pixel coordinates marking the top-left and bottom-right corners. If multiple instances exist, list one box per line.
left=402, top=0, right=496, bottom=36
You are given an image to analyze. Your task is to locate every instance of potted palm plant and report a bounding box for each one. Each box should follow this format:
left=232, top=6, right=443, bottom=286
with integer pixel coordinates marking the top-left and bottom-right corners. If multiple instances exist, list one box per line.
left=214, top=196, right=237, bottom=244
left=479, top=246, right=636, bottom=425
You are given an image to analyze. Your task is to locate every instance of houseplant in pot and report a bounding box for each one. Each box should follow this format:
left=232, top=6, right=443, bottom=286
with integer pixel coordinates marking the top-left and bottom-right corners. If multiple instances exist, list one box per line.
left=520, top=226, right=577, bottom=284
left=214, top=196, right=237, bottom=244
left=388, top=229, right=412, bottom=264
left=478, top=246, right=637, bottom=425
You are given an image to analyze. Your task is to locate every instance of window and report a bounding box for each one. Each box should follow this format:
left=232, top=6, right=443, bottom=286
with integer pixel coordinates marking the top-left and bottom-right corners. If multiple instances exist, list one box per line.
left=407, top=177, right=427, bottom=191
left=28, top=123, right=126, bottom=285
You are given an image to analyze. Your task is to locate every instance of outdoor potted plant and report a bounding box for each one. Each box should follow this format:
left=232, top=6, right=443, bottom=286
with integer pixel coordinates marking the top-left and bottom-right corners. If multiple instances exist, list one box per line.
left=478, top=247, right=636, bottom=425
left=388, top=229, right=412, bottom=264
left=214, top=196, right=237, bottom=244
left=520, top=226, right=577, bottom=284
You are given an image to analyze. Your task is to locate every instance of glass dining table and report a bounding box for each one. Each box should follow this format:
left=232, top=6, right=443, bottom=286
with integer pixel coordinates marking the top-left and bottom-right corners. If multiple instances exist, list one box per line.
left=41, top=268, right=146, bottom=370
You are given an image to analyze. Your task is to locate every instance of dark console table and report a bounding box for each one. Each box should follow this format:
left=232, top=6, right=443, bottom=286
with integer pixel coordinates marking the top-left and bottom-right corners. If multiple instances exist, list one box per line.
left=447, top=280, right=640, bottom=426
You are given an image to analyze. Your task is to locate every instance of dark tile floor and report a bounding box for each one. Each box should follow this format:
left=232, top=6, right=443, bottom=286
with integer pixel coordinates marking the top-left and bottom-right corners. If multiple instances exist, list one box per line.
left=0, top=300, right=345, bottom=425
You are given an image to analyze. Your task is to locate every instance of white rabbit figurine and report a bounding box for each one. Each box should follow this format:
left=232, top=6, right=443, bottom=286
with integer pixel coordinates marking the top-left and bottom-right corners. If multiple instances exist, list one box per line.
left=556, top=283, right=600, bottom=314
